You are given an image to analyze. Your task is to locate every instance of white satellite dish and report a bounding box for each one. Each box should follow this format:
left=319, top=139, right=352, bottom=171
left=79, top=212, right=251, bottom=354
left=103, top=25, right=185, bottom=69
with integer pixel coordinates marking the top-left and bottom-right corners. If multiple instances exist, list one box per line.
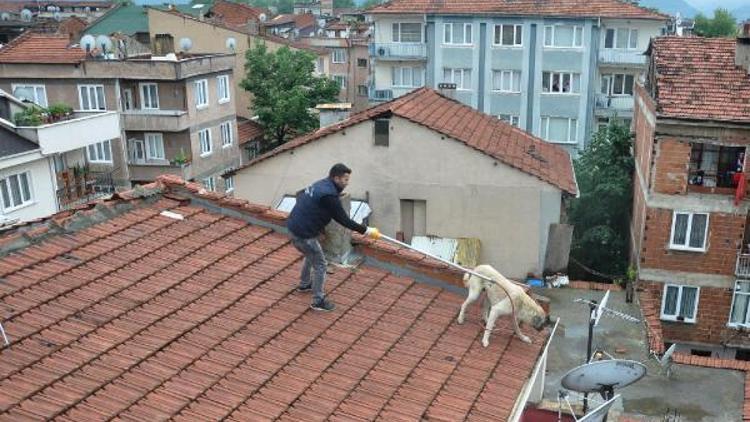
left=80, top=34, right=95, bottom=53
left=225, top=37, right=236, bottom=51
left=179, top=37, right=192, bottom=52
left=562, top=359, right=646, bottom=395
left=1, top=13, right=10, bottom=21
left=46, top=5, right=56, bottom=12
left=579, top=394, right=620, bottom=422
left=258, top=12, right=267, bottom=22
left=96, top=35, right=112, bottom=54
left=20, top=9, right=32, bottom=21
left=84, top=6, right=90, bottom=13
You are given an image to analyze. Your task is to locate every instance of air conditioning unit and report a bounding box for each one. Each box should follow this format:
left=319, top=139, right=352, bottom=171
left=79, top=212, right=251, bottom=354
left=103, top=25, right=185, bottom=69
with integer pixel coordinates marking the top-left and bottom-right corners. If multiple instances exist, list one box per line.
left=377, top=46, right=387, bottom=56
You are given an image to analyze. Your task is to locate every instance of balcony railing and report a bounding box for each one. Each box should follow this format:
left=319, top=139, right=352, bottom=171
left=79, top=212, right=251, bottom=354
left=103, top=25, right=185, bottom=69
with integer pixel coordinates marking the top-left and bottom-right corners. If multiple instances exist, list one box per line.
left=369, top=42, right=427, bottom=60
left=369, top=88, right=393, bottom=102
left=598, top=50, right=646, bottom=66
left=56, top=169, right=116, bottom=211
left=121, top=110, right=190, bottom=132
left=737, top=253, right=750, bottom=278
left=595, top=94, right=634, bottom=111
left=128, top=161, right=192, bottom=182
left=16, top=111, right=121, bottom=155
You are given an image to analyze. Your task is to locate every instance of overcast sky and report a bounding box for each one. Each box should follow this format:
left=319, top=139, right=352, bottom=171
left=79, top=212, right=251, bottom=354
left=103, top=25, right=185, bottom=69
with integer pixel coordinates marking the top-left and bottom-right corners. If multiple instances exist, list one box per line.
left=687, top=0, right=747, bottom=13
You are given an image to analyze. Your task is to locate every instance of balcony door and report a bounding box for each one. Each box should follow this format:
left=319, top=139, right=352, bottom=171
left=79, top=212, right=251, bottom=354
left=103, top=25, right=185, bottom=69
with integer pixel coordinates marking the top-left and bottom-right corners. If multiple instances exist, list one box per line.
left=129, top=139, right=145, bottom=165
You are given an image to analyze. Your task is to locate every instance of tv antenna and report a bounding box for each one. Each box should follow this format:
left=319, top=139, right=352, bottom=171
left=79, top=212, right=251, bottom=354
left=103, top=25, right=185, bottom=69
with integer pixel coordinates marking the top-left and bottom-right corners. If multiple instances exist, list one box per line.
left=557, top=391, right=620, bottom=422
left=573, top=290, right=640, bottom=412
left=654, top=343, right=677, bottom=378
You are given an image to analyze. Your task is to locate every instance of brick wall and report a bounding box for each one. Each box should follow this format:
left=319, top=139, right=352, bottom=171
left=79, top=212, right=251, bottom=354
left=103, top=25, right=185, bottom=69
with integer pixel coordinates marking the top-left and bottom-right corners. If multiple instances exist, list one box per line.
left=641, top=281, right=750, bottom=348
left=630, top=176, right=646, bottom=263
left=639, top=207, right=744, bottom=275
left=633, top=85, right=656, bottom=192
left=653, top=137, right=691, bottom=195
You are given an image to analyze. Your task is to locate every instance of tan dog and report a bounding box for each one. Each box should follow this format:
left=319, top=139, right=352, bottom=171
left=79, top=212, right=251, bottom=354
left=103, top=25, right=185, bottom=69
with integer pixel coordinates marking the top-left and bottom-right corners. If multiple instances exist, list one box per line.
left=457, top=264, right=549, bottom=347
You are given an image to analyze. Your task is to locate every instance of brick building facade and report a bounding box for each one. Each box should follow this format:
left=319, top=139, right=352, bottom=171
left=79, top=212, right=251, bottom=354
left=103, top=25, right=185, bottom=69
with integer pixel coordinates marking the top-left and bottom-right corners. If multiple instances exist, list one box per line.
left=632, top=33, right=750, bottom=358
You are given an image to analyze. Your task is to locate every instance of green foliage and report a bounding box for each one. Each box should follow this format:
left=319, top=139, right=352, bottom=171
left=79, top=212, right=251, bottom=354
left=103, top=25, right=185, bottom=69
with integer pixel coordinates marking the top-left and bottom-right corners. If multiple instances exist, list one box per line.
left=333, top=0, right=354, bottom=8
left=47, top=103, right=73, bottom=118
left=241, top=42, right=339, bottom=144
left=694, top=8, right=737, bottom=38
left=360, top=0, right=380, bottom=9
left=567, top=121, right=634, bottom=280
left=247, top=0, right=292, bottom=13
left=172, top=149, right=189, bottom=166
left=14, top=106, right=45, bottom=126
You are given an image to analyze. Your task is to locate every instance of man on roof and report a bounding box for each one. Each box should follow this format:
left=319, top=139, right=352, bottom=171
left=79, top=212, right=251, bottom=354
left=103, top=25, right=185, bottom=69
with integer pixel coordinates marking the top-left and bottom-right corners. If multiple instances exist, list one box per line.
left=287, top=163, right=380, bottom=312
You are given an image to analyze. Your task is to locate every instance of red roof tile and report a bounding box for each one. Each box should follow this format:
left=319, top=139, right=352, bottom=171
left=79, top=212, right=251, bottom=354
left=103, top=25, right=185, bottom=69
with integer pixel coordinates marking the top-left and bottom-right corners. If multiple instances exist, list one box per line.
left=367, top=0, right=667, bottom=20
left=0, top=32, right=84, bottom=64
left=230, top=87, right=578, bottom=195
left=237, top=118, right=265, bottom=145
left=211, top=0, right=268, bottom=29
left=0, top=175, right=549, bottom=420
left=649, top=36, right=750, bottom=123
left=267, top=12, right=316, bottom=29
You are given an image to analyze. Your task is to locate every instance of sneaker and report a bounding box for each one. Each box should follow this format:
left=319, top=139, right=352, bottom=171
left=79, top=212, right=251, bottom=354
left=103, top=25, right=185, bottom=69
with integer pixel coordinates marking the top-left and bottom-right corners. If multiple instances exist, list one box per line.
left=311, top=296, right=335, bottom=312
left=297, top=284, right=312, bottom=293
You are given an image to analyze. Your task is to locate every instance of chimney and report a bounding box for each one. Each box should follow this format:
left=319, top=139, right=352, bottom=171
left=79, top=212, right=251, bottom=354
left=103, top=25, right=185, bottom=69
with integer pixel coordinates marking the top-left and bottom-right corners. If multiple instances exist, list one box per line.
left=316, top=102, right=352, bottom=127
left=736, top=22, right=750, bottom=73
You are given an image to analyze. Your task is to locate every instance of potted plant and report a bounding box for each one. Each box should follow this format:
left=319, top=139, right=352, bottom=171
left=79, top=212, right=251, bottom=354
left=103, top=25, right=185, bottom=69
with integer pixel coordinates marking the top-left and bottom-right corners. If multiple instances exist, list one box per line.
left=13, top=107, right=44, bottom=126
left=172, top=149, right=189, bottom=166
left=47, top=103, right=73, bottom=122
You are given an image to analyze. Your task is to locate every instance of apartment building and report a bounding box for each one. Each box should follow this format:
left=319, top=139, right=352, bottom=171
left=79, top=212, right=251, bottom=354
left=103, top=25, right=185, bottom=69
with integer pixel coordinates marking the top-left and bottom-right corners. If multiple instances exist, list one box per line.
left=0, top=32, right=241, bottom=197
left=365, top=0, right=667, bottom=154
left=632, top=32, right=750, bottom=359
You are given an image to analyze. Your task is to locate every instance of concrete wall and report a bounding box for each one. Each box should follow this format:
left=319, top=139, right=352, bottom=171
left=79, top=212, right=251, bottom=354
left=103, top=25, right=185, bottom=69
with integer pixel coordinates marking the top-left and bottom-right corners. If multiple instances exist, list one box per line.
left=232, top=116, right=563, bottom=278
left=0, top=155, right=57, bottom=223
left=0, top=78, right=118, bottom=111
left=121, top=80, right=186, bottom=111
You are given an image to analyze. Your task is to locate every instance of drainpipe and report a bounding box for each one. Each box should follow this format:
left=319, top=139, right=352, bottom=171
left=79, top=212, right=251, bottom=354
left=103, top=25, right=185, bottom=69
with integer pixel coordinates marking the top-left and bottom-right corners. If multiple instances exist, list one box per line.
left=113, top=78, right=131, bottom=189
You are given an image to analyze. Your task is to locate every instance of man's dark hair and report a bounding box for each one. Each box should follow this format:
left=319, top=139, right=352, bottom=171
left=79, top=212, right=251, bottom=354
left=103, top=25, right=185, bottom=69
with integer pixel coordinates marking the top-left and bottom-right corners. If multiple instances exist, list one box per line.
left=329, top=163, right=352, bottom=178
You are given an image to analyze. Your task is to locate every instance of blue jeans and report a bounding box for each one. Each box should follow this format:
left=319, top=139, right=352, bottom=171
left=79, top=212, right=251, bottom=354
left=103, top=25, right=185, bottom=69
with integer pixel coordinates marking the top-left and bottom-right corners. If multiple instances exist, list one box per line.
left=291, top=236, right=327, bottom=301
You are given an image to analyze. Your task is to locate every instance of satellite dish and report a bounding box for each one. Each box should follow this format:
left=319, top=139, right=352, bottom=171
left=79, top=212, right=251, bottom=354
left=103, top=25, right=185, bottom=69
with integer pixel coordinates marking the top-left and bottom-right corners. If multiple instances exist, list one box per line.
left=317, top=28, right=324, bottom=36
left=1, top=13, right=9, bottom=21
left=96, top=35, right=112, bottom=54
left=47, top=5, right=56, bottom=12
left=225, top=37, right=236, bottom=51
left=84, top=6, right=90, bottom=13
left=53, top=12, right=61, bottom=21
left=579, top=394, right=620, bottom=422
left=20, top=9, right=32, bottom=21
left=562, top=360, right=646, bottom=395
left=80, top=34, right=95, bottom=52
left=258, top=12, right=267, bottom=22
left=179, top=37, right=192, bottom=52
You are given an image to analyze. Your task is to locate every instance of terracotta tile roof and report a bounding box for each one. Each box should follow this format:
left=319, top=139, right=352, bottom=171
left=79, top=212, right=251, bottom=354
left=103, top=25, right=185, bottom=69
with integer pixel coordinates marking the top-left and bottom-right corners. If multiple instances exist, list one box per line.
left=0, top=32, right=84, bottom=64
left=237, top=118, right=264, bottom=145
left=367, top=0, right=668, bottom=20
left=230, top=87, right=578, bottom=195
left=267, top=12, right=316, bottom=29
left=649, top=36, right=750, bottom=123
left=0, top=175, right=549, bottom=420
left=211, top=0, right=268, bottom=29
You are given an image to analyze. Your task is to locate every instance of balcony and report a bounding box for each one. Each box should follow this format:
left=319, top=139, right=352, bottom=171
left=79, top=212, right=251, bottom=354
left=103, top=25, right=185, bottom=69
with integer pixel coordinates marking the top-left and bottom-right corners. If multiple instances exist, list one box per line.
left=56, top=168, right=116, bottom=211
left=83, top=54, right=235, bottom=80
left=738, top=253, right=750, bottom=279
left=121, top=110, right=190, bottom=132
left=369, top=43, right=427, bottom=61
left=128, top=161, right=192, bottom=182
left=595, top=94, right=634, bottom=111
left=598, top=50, right=646, bottom=66
left=369, top=88, right=393, bottom=102
left=16, top=111, right=120, bottom=155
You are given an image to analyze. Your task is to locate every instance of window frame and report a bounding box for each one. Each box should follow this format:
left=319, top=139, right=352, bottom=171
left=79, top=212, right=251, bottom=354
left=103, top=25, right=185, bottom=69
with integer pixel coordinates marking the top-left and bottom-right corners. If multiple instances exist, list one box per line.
left=139, top=83, right=159, bottom=110
left=0, top=171, right=33, bottom=212
left=542, top=71, right=581, bottom=94
left=492, top=69, right=522, bottom=93
left=225, top=175, right=234, bottom=193
left=604, top=27, right=638, bottom=50
left=660, top=284, right=700, bottom=323
left=391, top=66, right=424, bottom=88
left=669, top=211, right=709, bottom=252
left=11, top=84, right=48, bottom=107
left=220, top=121, right=233, bottom=147
left=332, top=48, right=347, bottom=63
left=540, top=116, right=578, bottom=144
left=601, top=73, right=635, bottom=96
left=443, top=22, right=473, bottom=46
left=543, top=24, right=584, bottom=48
left=144, top=133, right=165, bottom=160
left=391, top=22, right=423, bottom=43
left=86, top=140, right=113, bottom=163
left=443, top=68, right=472, bottom=91
left=78, top=84, right=106, bottom=111
left=217, top=75, right=230, bottom=104
left=202, top=176, right=215, bottom=192
left=493, top=24, right=523, bottom=47
left=195, top=79, right=209, bottom=109
left=332, top=75, right=347, bottom=90
left=199, top=128, right=213, bottom=157
left=498, top=114, right=520, bottom=127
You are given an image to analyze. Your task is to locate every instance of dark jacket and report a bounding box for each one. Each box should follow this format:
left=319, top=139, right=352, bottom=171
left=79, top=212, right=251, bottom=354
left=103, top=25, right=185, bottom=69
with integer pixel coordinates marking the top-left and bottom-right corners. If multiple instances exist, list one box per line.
left=287, top=177, right=366, bottom=239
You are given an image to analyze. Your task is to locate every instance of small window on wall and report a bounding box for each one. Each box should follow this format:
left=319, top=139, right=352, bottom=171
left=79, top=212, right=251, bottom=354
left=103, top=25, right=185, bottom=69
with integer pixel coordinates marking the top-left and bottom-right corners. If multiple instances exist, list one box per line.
left=661, top=284, right=699, bottom=323
left=670, top=211, right=708, bottom=251
left=374, top=118, right=389, bottom=146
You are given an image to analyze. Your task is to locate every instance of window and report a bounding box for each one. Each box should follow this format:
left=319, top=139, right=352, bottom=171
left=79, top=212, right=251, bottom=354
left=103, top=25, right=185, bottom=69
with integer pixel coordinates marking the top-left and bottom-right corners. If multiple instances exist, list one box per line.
left=199, top=128, right=212, bottom=156
left=217, top=75, right=230, bottom=103
left=0, top=172, right=32, bottom=211
left=145, top=133, right=165, bottom=160
left=493, top=24, right=522, bottom=46
left=123, top=89, right=134, bottom=111
left=670, top=211, right=708, bottom=251
left=202, top=176, right=215, bottom=192
left=604, top=28, right=638, bottom=49
left=225, top=175, right=234, bottom=193
left=661, top=284, right=699, bottom=323
left=392, top=22, right=422, bottom=43
left=315, top=57, right=324, bottom=74
left=444, top=23, right=472, bottom=45
left=542, top=72, right=581, bottom=94
left=392, top=66, right=423, bottom=87
left=332, top=75, right=347, bottom=90
left=730, top=281, right=750, bottom=327
left=688, top=144, right=745, bottom=189
left=195, top=79, right=209, bottom=108
left=492, top=70, right=521, bottom=93
left=543, top=25, right=583, bottom=48
left=87, top=140, right=112, bottom=163
left=443, top=68, right=472, bottom=90
left=357, top=58, right=367, bottom=67
left=139, top=83, right=159, bottom=110
left=374, top=118, right=389, bottom=146
left=540, top=117, right=578, bottom=143
left=332, top=48, right=347, bottom=63
left=12, top=84, right=47, bottom=107
left=357, top=85, right=368, bottom=96
left=498, top=114, right=520, bottom=127
left=601, top=73, right=635, bottom=96
left=78, top=85, right=106, bottom=110
left=220, top=121, right=233, bottom=147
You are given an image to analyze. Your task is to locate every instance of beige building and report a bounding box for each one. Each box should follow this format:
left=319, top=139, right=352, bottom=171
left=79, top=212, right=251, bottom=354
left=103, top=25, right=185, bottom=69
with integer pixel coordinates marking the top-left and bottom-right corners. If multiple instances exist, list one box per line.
left=227, top=88, right=577, bottom=278
left=0, top=32, right=241, bottom=194
left=147, top=7, right=331, bottom=120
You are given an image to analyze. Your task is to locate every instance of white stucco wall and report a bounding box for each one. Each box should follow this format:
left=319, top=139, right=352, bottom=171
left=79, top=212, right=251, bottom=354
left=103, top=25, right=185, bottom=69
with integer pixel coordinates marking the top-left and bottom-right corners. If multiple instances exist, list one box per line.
left=233, top=116, right=564, bottom=278
left=0, top=154, right=57, bottom=223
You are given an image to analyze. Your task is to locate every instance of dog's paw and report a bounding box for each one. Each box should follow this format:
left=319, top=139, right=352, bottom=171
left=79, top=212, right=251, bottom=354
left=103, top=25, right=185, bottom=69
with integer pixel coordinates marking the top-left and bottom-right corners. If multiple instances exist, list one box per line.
left=519, top=335, right=532, bottom=344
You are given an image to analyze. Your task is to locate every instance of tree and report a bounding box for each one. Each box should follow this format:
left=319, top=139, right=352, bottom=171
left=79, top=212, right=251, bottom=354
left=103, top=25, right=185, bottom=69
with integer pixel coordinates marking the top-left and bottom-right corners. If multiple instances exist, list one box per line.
left=333, top=0, right=355, bottom=8
left=241, top=42, right=340, bottom=145
left=694, top=8, right=737, bottom=38
left=360, top=0, right=380, bottom=9
left=567, top=121, right=634, bottom=280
